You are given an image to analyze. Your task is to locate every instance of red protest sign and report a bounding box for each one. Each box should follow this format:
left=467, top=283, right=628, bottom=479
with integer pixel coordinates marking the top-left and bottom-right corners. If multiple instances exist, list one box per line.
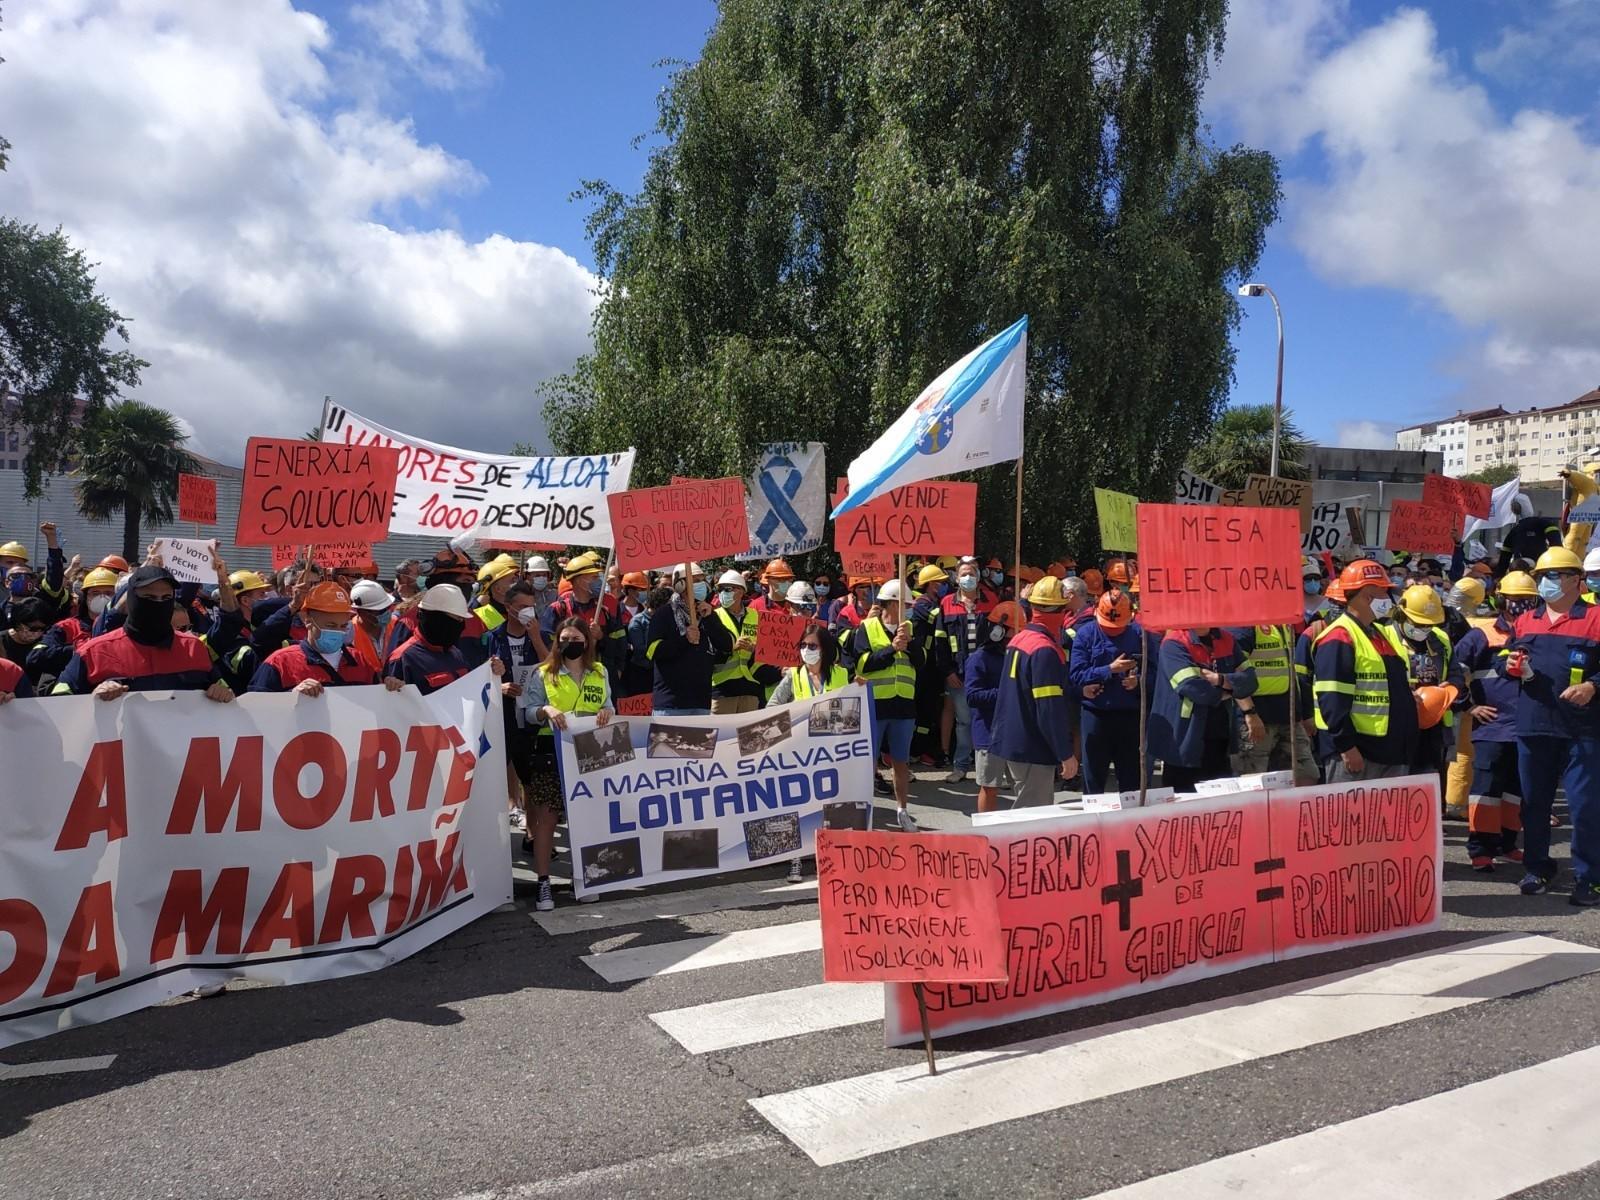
left=817, top=829, right=1006, bottom=984
left=606, top=477, right=750, bottom=573
left=832, top=477, right=976, bottom=561
left=1384, top=498, right=1459, bottom=554
left=177, top=473, right=216, bottom=525
left=617, top=693, right=653, bottom=717
left=271, top=540, right=374, bottom=571
left=236, top=438, right=399, bottom=547
left=1136, top=503, right=1302, bottom=630
left=1421, top=474, right=1491, bottom=520
left=752, top=608, right=812, bottom=669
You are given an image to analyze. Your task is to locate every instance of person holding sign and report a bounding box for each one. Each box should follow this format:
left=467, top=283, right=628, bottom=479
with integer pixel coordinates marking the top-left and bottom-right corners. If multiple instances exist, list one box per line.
left=648, top=562, right=734, bottom=716
left=849, top=580, right=924, bottom=830
left=710, top=569, right=764, bottom=715
left=520, top=618, right=615, bottom=911
left=1069, top=589, right=1146, bottom=794
left=541, top=550, right=626, bottom=684
left=250, top=583, right=399, bottom=694
left=0, top=653, right=32, bottom=702
left=386, top=585, right=503, bottom=695
left=988, top=577, right=1080, bottom=805
left=1150, top=625, right=1254, bottom=792
left=1312, top=560, right=1420, bottom=782
left=768, top=621, right=851, bottom=883
left=473, top=555, right=522, bottom=633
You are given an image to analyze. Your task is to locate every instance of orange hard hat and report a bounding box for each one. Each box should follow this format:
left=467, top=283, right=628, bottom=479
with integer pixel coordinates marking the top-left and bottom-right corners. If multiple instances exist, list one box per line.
left=989, top=601, right=1024, bottom=632
left=303, top=582, right=354, bottom=615
left=1414, top=684, right=1457, bottom=730
left=1337, top=558, right=1392, bottom=597
left=1046, top=561, right=1067, bottom=579
left=1017, top=565, right=1045, bottom=584
left=621, top=571, right=649, bottom=589
left=1096, top=588, right=1133, bottom=630
left=761, top=558, right=795, bottom=582
left=99, top=555, right=132, bottom=573
left=1105, top=558, right=1132, bottom=585
left=1081, top=568, right=1105, bottom=596
left=985, top=557, right=1004, bottom=570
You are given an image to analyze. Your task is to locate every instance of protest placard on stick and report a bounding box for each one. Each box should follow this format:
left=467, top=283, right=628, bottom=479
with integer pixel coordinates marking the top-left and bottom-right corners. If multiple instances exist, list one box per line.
left=1137, top=503, right=1302, bottom=630
left=177, top=473, right=216, bottom=525
left=156, top=537, right=215, bottom=585
left=271, top=540, right=374, bottom=571
left=236, top=438, right=399, bottom=547
left=832, top=478, right=976, bottom=561
left=607, top=478, right=750, bottom=573
left=1385, top=498, right=1460, bottom=554
left=752, top=608, right=811, bottom=669
left=1094, top=487, right=1138, bottom=551
left=1421, top=473, right=1491, bottom=520
left=1245, top=474, right=1313, bottom=532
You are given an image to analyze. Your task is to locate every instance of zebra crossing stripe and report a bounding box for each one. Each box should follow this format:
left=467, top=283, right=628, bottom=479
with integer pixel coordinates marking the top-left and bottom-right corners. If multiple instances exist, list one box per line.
left=749, top=934, right=1600, bottom=1165
left=582, top=920, right=821, bottom=983
left=651, top=982, right=881, bottom=1053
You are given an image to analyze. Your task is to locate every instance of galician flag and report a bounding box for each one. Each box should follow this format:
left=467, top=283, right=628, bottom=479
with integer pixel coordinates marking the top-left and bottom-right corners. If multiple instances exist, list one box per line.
left=831, top=315, right=1027, bottom=517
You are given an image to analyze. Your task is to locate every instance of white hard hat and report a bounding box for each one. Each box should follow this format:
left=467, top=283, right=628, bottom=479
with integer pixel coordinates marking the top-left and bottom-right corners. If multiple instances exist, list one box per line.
left=525, top=555, right=550, bottom=574
left=672, top=562, right=704, bottom=580
left=877, top=580, right=908, bottom=603
left=786, top=581, right=817, bottom=606
left=349, top=580, right=395, bottom=612
left=717, top=569, right=747, bottom=589
left=418, top=584, right=470, bottom=620
left=1584, top=548, right=1600, bottom=574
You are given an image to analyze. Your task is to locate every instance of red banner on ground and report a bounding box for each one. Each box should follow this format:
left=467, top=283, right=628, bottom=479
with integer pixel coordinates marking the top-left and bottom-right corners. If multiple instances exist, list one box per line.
left=752, top=608, right=812, bottom=669
left=818, top=830, right=1006, bottom=983
left=271, top=540, right=374, bottom=571
left=177, top=473, right=216, bottom=525
left=832, top=477, right=976, bottom=561
left=1385, top=498, right=1460, bottom=554
left=1136, top=503, right=1303, bottom=630
left=606, top=478, right=750, bottom=573
left=1421, top=474, right=1491, bottom=520
left=236, top=438, right=399, bottom=547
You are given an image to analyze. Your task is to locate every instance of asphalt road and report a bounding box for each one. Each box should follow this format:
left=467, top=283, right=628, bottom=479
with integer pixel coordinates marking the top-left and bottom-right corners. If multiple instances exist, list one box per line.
left=4, top=773, right=1599, bottom=1200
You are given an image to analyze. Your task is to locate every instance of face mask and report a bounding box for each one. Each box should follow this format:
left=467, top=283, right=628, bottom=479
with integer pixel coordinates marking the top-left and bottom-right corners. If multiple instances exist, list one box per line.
left=374, top=608, right=393, bottom=629
left=516, top=606, right=539, bottom=627
left=1538, top=576, right=1565, bottom=602
left=987, top=570, right=1004, bottom=585
left=719, top=589, right=738, bottom=608
left=1389, top=576, right=1407, bottom=589
left=7, top=576, right=29, bottom=597
left=1304, top=579, right=1322, bottom=596
left=988, top=624, right=1007, bottom=643
left=1402, top=621, right=1428, bottom=642
left=1032, top=610, right=1066, bottom=635
left=1586, top=576, right=1600, bottom=594
left=1370, top=598, right=1394, bottom=619
left=311, top=626, right=350, bottom=655
left=531, top=575, right=550, bottom=590
left=881, top=619, right=898, bottom=634
left=87, top=594, right=111, bottom=616
left=1505, top=599, right=1538, bottom=620
left=692, top=581, right=709, bottom=602
left=419, top=611, right=464, bottom=649
left=799, top=645, right=822, bottom=666
left=560, top=641, right=585, bottom=661
left=125, top=593, right=177, bottom=645
left=814, top=584, right=830, bottom=598
left=958, top=574, right=978, bottom=592
left=454, top=581, right=473, bottom=604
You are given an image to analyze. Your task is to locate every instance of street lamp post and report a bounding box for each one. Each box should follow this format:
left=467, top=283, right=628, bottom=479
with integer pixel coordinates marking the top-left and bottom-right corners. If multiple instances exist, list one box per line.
left=1238, top=283, right=1285, bottom=477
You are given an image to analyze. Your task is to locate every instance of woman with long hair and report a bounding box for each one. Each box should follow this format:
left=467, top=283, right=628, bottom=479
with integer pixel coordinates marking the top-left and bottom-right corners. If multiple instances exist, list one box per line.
left=768, top=621, right=850, bottom=881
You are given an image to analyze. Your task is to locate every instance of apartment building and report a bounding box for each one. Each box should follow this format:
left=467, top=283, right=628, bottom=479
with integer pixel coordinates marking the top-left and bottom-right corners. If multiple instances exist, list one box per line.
left=1395, top=388, right=1600, bottom=482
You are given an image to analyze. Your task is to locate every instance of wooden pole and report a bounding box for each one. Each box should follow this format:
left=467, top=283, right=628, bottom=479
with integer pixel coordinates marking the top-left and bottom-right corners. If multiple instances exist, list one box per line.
left=1138, top=628, right=1150, bottom=806
left=913, top=982, right=938, bottom=1076
left=1286, top=622, right=1299, bottom=783
left=1012, top=456, right=1024, bottom=596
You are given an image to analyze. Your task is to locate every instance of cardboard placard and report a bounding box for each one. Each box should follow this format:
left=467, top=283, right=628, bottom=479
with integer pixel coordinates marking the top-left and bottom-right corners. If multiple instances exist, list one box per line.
left=1302, top=499, right=1348, bottom=556
left=1136, top=503, right=1303, bottom=630
left=832, top=477, right=977, bottom=560
left=236, top=438, right=399, bottom=547
left=1174, top=468, right=1220, bottom=505
left=1094, top=487, right=1138, bottom=551
left=1384, top=498, right=1459, bottom=554
left=1421, top=473, right=1491, bottom=520
left=817, top=830, right=1006, bottom=983
left=617, top=693, right=653, bottom=717
left=606, top=477, right=750, bottom=573
left=752, top=608, right=812, bottom=669
left=1245, top=474, right=1313, bottom=532
left=177, top=473, right=216, bottom=525
left=270, top=540, right=374, bottom=571
left=155, top=537, right=216, bottom=585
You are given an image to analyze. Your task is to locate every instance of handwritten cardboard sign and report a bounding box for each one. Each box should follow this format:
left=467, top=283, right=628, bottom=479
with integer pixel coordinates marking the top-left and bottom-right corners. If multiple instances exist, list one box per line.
left=1174, top=468, right=1220, bottom=505
left=1421, top=473, right=1491, bottom=520
left=817, top=829, right=1006, bottom=984
left=1094, top=487, right=1138, bottom=551
left=1302, top=499, right=1348, bottom=556
left=155, top=537, right=216, bottom=585
left=236, top=438, right=399, bottom=547
left=1136, top=503, right=1303, bottom=630
left=832, top=477, right=977, bottom=560
left=1245, top=474, right=1313, bottom=532
left=617, top=693, right=653, bottom=717
left=271, top=540, right=374, bottom=571
left=1384, top=498, right=1459, bottom=554
left=606, top=477, right=750, bottom=573
left=752, top=607, right=812, bottom=669
left=177, top=473, right=216, bottom=525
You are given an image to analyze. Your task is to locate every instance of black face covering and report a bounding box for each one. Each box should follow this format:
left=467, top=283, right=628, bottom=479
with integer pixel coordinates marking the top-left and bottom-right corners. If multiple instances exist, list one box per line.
left=125, top=594, right=176, bottom=645
left=561, top=641, right=585, bottom=660
left=420, top=611, right=464, bottom=649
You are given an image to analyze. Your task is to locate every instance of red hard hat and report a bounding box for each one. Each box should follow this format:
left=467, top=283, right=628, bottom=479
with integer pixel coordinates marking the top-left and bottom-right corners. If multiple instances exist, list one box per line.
left=1337, top=559, right=1391, bottom=596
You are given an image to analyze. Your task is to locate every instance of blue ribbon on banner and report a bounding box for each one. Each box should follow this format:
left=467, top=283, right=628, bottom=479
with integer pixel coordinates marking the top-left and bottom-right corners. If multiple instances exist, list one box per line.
left=754, top=454, right=809, bottom=544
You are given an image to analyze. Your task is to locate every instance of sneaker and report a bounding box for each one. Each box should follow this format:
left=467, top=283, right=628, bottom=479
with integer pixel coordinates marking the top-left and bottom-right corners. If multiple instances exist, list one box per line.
left=1570, top=883, right=1600, bottom=908
left=1518, top=870, right=1556, bottom=896
left=897, top=808, right=919, bottom=833
left=873, top=774, right=893, bottom=797
left=1498, top=848, right=1524, bottom=864
left=945, top=768, right=966, bottom=784
left=1469, top=856, right=1495, bottom=873
left=535, top=880, right=555, bottom=912
left=507, top=807, right=526, bottom=830
left=787, top=859, right=804, bottom=883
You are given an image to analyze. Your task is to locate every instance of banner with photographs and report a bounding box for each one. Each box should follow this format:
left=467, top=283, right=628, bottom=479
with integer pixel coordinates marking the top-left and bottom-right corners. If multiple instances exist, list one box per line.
left=556, top=684, right=876, bottom=897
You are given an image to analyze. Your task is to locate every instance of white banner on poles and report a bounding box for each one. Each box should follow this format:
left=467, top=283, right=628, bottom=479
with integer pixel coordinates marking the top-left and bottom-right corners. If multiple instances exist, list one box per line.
left=738, top=441, right=827, bottom=561
left=320, top=403, right=636, bottom=547
left=558, top=684, right=876, bottom=896
left=0, top=667, right=510, bottom=1049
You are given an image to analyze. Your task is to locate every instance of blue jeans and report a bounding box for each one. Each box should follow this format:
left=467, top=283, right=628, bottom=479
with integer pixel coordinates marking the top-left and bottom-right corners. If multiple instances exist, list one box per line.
left=1081, top=707, right=1141, bottom=795
left=1517, top=736, right=1600, bottom=884
left=876, top=716, right=915, bottom=764
left=945, top=684, right=974, bottom=769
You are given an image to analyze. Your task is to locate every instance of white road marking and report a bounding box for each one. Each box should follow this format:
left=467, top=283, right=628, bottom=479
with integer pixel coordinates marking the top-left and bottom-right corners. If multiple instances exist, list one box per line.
left=750, top=934, right=1600, bottom=1165
left=0, top=1054, right=116, bottom=1080
left=532, top=877, right=816, bottom=936
left=1082, top=1043, right=1600, bottom=1199
left=444, top=1133, right=781, bottom=1199
left=651, top=981, right=882, bottom=1053
left=582, top=920, right=821, bottom=983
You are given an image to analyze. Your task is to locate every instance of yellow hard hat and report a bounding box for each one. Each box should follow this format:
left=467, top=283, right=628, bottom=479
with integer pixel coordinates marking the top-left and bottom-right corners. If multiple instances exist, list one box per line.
left=935, top=555, right=959, bottom=570
left=1498, top=571, right=1537, bottom=597
left=1451, top=577, right=1486, bottom=609
left=1399, top=584, right=1445, bottom=626
left=1533, top=547, right=1583, bottom=574
left=82, top=567, right=120, bottom=591
left=229, top=569, right=270, bottom=594
left=564, top=550, right=604, bottom=578
left=1027, top=575, right=1071, bottom=609
left=0, top=541, right=27, bottom=562
left=477, top=553, right=519, bottom=586
left=916, top=564, right=948, bottom=588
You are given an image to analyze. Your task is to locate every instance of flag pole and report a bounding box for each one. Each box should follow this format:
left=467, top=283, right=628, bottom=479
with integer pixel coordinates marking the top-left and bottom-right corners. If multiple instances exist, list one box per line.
left=1287, top=622, right=1299, bottom=784
left=1012, top=456, right=1024, bottom=595
left=1138, top=628, right=1149, bottom=806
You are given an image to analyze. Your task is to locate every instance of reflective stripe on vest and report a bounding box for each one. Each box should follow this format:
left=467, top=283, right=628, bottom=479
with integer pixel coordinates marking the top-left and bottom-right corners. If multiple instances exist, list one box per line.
left=1312, top=615, right=1405, bottom=736
left=789, top=663, right=849, bottom=699
left=712, top=606, right=761, bottom=687
left=537, top=664, right=607, bottom=737
left=860, top=618, right=915, bottom=701
left=1245, top=625, right=1291, bottom=696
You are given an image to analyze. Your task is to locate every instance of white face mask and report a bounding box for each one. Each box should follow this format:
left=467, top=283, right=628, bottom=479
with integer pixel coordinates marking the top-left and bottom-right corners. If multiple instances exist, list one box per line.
left=1371, top=598, right=1394, bottom=619
left=530, top=575, right=550, bottom=590
left=87, top=594, right=111, bottom=616
left=988, top=624, right=1007, bottom=642
left=799, top=645, right=822, bottom=666
left=881, top=619, right=898, bottom=634
left=516, top=607, right=539, bottom=627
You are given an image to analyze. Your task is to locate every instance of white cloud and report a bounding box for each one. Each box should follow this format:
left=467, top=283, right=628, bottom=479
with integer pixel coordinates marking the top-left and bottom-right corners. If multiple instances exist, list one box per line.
left=348, top=0, right=492, bottom=94
left=1331, top=420, right=1392, bottom=450
left=1211, top=1, right=1600, bottom=414
left=0, top=0, right=596, bottom=459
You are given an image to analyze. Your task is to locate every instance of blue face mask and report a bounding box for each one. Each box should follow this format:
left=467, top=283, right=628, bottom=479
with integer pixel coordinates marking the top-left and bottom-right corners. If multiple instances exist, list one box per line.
left=312, top=626, right=350, bottom=655
left=375, top=609, right=393, bottom=629
left=692, top=581, right=708, bottom=602
left=7, top=576, right=29, bottom=597
left=719, top=589, right=738, bottom=608
left=814, top=584, right=830, bottom=598
left=1586, top=575, right=1600, bottom=594
left=1304, top=579, right=1322, bottom=596
left=987, top=570, right=1004, bottom=585
left=1538, top=576, right=1566, bottom=602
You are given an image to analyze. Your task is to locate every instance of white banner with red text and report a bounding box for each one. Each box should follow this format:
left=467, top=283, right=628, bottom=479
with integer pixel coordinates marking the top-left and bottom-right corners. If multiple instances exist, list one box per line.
left=0, top=667, right=511, bottom=1049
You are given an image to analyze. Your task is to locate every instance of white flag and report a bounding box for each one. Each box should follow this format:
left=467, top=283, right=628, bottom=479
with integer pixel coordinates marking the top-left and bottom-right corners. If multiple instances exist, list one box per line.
left=831, top=316, right=1026, bottom=517
left=1462, top=478, right=1522, bottom=540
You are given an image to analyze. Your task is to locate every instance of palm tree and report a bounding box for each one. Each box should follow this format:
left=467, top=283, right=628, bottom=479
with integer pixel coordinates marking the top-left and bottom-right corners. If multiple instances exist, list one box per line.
left=75, top=400, right=201, bottom=561
left=1185, top=404, right=1311, bottom=488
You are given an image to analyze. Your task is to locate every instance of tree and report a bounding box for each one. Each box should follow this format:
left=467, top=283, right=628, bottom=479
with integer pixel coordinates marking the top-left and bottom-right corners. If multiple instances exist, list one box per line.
left=75, top=401, right=200, bottom=562
left=1184, top=404, right=1310, bottom=489
left=540, top=0, right=1280, bottom=562
left=0, top=220, right=147, bottom=495
left=1461, top=463, right=1517, bottom=488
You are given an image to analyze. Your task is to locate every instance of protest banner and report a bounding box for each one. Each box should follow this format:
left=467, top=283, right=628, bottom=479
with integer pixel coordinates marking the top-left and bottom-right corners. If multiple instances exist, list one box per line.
left=816, top=830, right=1006, bottom=983
left=271, top=540, right=374, bottom=571
left=320, top=403, right=636, bottom=546
left=753, top=607, right=811, bottom=669
left=1246, top=474, right=1314, bottom=532
left=0, top=667, right=510, bottom=1049
left=1422, top=473, right=1492, bottom=520
left=1094, top=487, right=1138, bottom=551
left=739, top=442, right=827, bottom=561
left=831, top=478, right=977, bottom=561
left=1136, top=503, right=1302, bottom=630
left=236, top=438, right=400, bottom=547
left=1302, top=499, right=1348, bottom=556
left=155, top=537, right=216, bottom=585
left=1174, top=468, right=1220, bottom=505
left=617, top=693, right=653, bottom=717
left=883, top=775, right=1440, bottom=1045
left=607, top=477, right=751, bottom=573
left=177, top=473, right=216, bottom=525
left=1385, top=498, right=1460, bottom=554
left=557, top=684, right=875, bottom=896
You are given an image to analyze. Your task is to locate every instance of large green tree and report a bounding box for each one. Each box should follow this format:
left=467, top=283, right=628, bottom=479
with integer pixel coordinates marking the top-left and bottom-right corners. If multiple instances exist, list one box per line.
left=1184, top=403, right=1310, bottom=488
left=75, top=400, right=200, bottom=562
left=542, top=0, right=1280, bottom=561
